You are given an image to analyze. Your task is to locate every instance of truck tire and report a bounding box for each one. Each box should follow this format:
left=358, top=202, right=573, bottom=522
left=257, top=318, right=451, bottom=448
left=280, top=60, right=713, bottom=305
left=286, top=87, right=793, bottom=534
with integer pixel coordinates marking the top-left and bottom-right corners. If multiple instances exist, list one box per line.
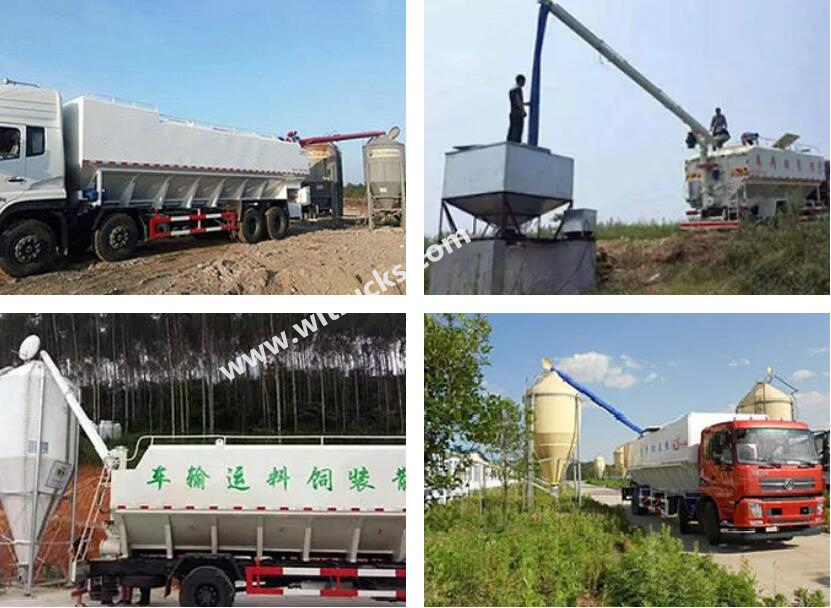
left=265, top=206, right=289, bottom=240
left=701, top=500, right=722, bottom=545
left=238, top=208, right=265, bottom=244
left=178, top=566, right=235, bottom=607
left=0, top=219, right=58, bottom=277
left=678, top=499, right=692, bottom=534
left=94, top=213, right=139, bottom=262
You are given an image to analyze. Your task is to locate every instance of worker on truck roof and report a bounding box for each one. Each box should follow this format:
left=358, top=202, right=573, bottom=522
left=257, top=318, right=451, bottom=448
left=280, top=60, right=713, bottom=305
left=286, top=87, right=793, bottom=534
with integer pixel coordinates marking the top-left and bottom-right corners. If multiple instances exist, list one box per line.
left=710, top=107, right=730, bottom=149
left=507, top=74, right=530, bottom=144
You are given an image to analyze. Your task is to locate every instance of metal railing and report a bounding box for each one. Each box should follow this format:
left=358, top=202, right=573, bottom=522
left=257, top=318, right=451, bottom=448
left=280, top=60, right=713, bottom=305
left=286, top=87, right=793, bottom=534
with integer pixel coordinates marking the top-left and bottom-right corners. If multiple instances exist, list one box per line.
left=127, top=434, right=406, bottom=463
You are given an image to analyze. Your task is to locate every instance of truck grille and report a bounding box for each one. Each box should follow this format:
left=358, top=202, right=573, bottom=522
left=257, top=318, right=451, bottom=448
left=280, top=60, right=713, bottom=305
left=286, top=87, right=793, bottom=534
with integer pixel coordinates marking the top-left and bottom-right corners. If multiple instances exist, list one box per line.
left=760, top=478, right=816, bottom=491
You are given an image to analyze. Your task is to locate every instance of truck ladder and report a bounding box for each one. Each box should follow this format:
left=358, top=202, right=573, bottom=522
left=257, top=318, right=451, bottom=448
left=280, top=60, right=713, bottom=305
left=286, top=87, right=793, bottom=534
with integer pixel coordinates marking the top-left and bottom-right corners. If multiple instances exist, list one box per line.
left=70, top=466, right=111, bottom=576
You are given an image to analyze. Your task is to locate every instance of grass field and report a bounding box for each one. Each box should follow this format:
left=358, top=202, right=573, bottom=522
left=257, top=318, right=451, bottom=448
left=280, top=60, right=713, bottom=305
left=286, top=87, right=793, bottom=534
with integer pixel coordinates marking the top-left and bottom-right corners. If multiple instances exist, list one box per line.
left=594, top=220, right=681, bottom=241
left=598, top=217, right=830, bottom=295
left=425, top=488, right=827, bottom=607
left=425, top=217, right=829, bottom=295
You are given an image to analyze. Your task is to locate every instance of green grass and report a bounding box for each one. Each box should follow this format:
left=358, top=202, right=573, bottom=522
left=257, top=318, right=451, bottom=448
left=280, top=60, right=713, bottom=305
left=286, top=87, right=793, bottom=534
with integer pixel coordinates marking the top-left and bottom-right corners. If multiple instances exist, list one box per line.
left=601, top=217, right=830, bottom=295
left=425, top=488, right=827, bottom=607
left=595, top=220, right=681, bottom=241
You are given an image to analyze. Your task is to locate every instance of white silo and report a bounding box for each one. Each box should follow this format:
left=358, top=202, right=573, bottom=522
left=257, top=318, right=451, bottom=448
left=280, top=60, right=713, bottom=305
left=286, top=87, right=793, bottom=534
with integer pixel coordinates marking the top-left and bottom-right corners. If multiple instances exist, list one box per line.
left=0, top=337, right=78, bottom=584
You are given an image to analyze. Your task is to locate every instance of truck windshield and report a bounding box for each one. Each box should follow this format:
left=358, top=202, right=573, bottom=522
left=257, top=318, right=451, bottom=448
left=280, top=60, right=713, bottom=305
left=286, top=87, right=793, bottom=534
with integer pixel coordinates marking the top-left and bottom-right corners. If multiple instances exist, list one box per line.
left=736, top=428, right=819, bottom=466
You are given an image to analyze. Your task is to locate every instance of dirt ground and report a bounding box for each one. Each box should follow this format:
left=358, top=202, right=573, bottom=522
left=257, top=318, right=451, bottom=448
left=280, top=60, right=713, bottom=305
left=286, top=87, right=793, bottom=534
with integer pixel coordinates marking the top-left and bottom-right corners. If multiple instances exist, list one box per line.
left=0, top=224, right=405, bottom=296
left=596, top=231, right=728, bottom=292
left=584, top=483, right=830, bottom=599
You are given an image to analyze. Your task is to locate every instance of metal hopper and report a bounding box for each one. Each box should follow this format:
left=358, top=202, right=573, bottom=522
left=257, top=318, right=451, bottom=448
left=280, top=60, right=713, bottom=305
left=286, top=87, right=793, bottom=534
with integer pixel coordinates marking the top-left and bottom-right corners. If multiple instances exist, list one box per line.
left=441, top=142, right=574, bottom=233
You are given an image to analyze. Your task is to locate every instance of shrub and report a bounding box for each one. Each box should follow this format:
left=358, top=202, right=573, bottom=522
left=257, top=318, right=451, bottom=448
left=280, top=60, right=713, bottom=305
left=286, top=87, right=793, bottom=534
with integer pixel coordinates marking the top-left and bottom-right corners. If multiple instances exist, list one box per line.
left=601, top=526, right=758, bottom=606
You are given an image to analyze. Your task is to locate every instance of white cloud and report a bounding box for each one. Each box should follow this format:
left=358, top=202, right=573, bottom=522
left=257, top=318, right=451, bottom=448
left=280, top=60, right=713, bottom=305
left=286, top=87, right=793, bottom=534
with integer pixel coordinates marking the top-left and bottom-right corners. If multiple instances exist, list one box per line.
left=556, top=352, right=611, bottom=384
left=796, top=391, right=830, bottom=429
left=605, top=367, right=638, bottom=389
left=808, top=346, right=829, bottom=356
left=556, top=352, right=639, bottom=389
left=620, top=354, right=641, bottom=369
left=791, top=369, right=816, bottom=382
left=728, top=358, right=751, bottom=367
left=645, top=371, right=660, bottom=382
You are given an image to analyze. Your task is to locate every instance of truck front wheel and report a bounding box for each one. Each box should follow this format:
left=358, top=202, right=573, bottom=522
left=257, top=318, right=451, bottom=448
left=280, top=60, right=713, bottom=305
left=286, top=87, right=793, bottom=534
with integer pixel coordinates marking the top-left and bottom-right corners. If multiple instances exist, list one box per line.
left=0, top=219, right=58, bottom=277
left=265, top=206, right=289, bottom=239
left=178, top=566, right=235, bottom=607
left=94, top=213, right=139, bottom=262
left=238, top=208, right=266, bottom=244
left=700, top=500, right=722, bottom=545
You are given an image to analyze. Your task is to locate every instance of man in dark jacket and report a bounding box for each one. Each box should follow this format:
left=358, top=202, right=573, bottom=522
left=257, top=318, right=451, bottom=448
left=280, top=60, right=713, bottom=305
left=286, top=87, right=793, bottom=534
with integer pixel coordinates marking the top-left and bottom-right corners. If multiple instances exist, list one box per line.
left=507, top=74, right=529, bottom=143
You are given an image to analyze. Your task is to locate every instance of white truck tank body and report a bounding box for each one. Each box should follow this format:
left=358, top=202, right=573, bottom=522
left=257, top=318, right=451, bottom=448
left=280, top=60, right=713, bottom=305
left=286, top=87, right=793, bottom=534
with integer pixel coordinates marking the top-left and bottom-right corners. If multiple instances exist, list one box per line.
left=0, top=361, right=77, bottom=568
left=686, top=143, right=825, bottom=215
left=62, top=96, right=310, bottom=209
left=109, top=442, right=406, bottom=563
left=626, top=412, right=767, bottom=492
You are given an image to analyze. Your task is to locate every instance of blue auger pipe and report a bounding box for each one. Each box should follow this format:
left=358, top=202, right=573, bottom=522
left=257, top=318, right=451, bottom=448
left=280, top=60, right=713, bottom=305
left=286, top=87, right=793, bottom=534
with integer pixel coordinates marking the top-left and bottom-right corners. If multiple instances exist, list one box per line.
left=554, top=367, right=645, bottom=434
left=528, top=1, right=549, bottom=147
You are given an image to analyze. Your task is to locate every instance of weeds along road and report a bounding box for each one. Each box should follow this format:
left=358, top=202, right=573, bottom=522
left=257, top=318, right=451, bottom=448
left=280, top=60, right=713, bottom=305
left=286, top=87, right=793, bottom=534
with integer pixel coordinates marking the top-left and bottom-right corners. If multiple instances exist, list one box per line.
left=583, top=483, right=830, bottom=598
left=0, top=587, right=403, bottom=607
left=0, top=224, right=405, bottom=295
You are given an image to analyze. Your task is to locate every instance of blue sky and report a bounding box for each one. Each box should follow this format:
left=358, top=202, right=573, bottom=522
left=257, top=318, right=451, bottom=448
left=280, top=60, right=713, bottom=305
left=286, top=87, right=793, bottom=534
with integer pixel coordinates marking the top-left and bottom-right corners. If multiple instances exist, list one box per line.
left=425, top=0, right=830, bottom=234
left=2, top=0, right=404, bottom=183
left=479, top=314, right=830, bottom=463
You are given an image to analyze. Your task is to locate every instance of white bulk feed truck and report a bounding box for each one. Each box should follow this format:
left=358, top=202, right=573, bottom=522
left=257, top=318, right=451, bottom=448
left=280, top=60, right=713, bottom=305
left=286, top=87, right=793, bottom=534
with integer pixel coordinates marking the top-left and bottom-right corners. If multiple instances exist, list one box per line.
left=0, top=337, right=406, bottom=606
left=0, top=82, right=311, bottom=277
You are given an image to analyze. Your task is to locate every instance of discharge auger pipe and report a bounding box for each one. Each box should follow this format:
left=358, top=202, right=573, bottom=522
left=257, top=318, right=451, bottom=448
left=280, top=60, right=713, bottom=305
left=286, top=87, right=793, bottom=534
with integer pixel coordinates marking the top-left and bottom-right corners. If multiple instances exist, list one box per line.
left=298, top=131, right=386, bottom=146
left=528, top=2, right=549, bottom=147
left=39, top=350, right=114, bottom=467
left=554, top=367, right=645, bottom=434
left=537, top=1, right=714, bottom=150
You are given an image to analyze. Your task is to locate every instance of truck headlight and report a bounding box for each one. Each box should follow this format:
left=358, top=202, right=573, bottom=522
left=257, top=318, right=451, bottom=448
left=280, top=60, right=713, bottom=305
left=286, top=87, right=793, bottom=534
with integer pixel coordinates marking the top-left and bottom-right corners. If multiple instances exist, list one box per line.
left=748, top=502, right=763, bottom=518
left=817, top=497, right=825, bottom=516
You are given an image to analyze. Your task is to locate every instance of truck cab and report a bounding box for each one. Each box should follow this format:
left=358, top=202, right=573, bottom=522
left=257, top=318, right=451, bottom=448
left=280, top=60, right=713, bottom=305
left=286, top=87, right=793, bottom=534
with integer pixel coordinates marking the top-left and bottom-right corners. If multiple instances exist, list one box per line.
left=698, top=419, right=824, bottom=543
left=0, top=83, right=68, bottom=276
left=0, top=83, right=66, bottom=212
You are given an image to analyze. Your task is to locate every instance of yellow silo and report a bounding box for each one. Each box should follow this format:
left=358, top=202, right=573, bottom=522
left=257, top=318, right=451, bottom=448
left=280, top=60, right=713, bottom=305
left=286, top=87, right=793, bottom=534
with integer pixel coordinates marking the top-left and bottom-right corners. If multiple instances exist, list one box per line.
left=527, top=365, right=579, bottom=488
left=736, top=382, right=793, bottom=421
left=613, top=443, right=630, bottom=476
left=594, top=455, right=606, bottom=479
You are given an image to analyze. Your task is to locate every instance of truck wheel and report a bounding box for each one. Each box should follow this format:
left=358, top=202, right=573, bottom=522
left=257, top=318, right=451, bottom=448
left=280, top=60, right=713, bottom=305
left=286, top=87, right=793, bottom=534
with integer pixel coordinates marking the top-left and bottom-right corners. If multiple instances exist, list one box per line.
left=701, top=501, right=722, bottom=545
left=678, top=500, right=692, bottom=534
left=238, top=208, right=265, bottom=244
left=94, top=213, right=139, bottom=262
left=0, top=219, right=58, bottom=277
left=265, top=206, right=289, bottom=239
left=178, top=566, right=234, bottom=607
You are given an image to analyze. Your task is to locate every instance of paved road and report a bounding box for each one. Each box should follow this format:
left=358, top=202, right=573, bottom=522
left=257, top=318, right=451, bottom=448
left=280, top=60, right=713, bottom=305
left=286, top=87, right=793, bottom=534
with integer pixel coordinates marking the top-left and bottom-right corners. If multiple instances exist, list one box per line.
left=583, top=483, right=830, bottom=598
left=0, top=586, right=403, bottom=607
